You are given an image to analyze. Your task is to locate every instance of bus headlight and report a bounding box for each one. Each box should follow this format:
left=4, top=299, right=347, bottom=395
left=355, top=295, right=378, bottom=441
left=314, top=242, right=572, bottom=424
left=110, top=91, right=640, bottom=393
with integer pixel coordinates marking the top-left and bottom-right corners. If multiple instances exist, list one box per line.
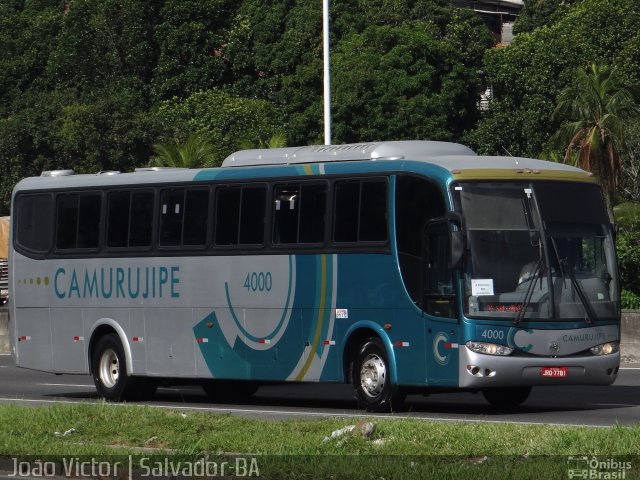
left=466, top=341, right=514, bottom=356
left=590, top=341, right=619, bottom=356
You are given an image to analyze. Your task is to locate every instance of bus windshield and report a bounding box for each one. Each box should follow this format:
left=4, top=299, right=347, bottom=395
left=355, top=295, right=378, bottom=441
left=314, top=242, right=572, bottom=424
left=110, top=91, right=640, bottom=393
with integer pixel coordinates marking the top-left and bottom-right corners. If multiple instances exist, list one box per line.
left=454, top=182, right=619, bottom=322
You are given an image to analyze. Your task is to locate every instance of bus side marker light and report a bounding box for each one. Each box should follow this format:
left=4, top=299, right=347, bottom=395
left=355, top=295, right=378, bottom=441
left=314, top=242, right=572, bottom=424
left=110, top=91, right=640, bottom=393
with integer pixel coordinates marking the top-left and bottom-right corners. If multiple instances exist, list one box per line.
left=206, top=322, right=214, bottom=328
left=197, top=338, right=209, bottom=343
left=395, top=341, right=410, bottom=347
left=132, top=336, right=143, bottom=342
left=384, top=324, right=392, bottom=330
left=19, top=336, right=31, bottom=342
left=72, top=336, right=84, bottom=342
left=258, top=339, right=271, bottom=344
left=323, top=340, right=336, bottom=345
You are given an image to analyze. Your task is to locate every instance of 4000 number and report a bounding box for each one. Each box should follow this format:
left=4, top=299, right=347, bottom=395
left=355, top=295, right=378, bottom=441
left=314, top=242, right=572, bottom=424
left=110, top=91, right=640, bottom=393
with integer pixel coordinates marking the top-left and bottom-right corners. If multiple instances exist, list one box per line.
left=243, top=272, right=273, bottom=292
left=480, top=329, right=505, bottom=341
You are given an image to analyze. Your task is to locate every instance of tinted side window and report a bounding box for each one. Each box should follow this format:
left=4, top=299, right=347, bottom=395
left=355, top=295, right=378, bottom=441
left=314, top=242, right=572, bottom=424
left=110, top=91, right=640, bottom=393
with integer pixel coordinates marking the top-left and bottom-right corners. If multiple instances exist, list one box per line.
left=299, top=184, right=327, bottom=243
left=129, top=191, right=154, bottom=247
left=16, top=194, right=53, bottom=253
left=214, top=185, right=266, bottom=246
left=107, top=192, right=130, bottom=248
left=360, top=180, right=387, bottom=241
left=334, top=182, right=360, bottom=242
left=273, top=185, right=300, bottom=244
left=273, top=183, right=327, bottom=245
left=55, top=193, right=101, bottom=250
left=56, top=194, right=79, bottom=249
left=77, top=194, right=101, bottom=248
left=160, top=188, right=184, bottom=247
left=239, top=186, right=266, bottom=245
left=214, top=187, right=241, bottom=245
left=334, top=179, right=387, bottom=243
left=107, top=190, right=153, bottom=248
left=183, top=189, right=209, bottom=246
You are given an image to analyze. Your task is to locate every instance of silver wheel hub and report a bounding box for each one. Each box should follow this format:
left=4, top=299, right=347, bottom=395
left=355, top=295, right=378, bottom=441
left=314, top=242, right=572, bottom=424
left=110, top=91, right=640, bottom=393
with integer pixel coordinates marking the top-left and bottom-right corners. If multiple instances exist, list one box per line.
left=360, top=353, right=386, bottom=397
left=99, top=348, right=119, bottom=389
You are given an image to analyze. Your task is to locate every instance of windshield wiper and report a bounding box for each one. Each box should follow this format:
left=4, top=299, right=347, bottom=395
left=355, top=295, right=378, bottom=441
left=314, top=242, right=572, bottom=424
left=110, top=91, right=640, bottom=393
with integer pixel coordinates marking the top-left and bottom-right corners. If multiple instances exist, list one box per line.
left=549, top=237, right=595, bottom=325
left=514, top=258, right=543, bottom=325
left=559, top=259, right=595, bottom=325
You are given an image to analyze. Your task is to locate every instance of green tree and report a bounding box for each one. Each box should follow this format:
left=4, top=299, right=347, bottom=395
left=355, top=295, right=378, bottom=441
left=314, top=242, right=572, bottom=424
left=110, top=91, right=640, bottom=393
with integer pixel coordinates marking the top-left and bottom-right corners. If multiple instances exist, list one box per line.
left=468, top=0, right=640, bottom=158
left=150, top=133, right=217, bottom=168
left=153, top=89, right=284, bottom=166
left=550, top=64, right=640, bottom=220
left=513, top=0, right=574, bottom=34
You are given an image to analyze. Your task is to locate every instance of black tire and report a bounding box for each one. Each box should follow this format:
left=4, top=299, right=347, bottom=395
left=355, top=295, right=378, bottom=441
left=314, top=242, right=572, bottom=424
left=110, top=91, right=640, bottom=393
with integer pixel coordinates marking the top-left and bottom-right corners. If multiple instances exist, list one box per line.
left=352, top=337, right=405, bottom=412
left=91, top=333, right=138, bottom=402
left=482, top=386, right=532, bottom=409
left=202, top=380, right=259, bottom=402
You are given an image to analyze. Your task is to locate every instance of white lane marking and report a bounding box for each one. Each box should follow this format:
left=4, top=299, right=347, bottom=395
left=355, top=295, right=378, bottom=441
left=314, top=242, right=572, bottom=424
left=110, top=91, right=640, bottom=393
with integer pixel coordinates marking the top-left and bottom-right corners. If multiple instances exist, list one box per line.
left=0, top=397, right=617, bottom=428
left=40, top=383, right=94, bottom=388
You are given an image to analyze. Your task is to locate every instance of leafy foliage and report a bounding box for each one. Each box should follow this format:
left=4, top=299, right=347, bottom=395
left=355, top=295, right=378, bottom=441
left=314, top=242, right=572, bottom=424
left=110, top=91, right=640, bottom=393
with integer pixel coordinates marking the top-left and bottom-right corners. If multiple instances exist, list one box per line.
left=468, top=0, right=640, bottom=158
left=153, top=89, right=284, bottom=167
left=550, top=64, right=640, bottom=219
left=151, top=134, right=218, bottom=169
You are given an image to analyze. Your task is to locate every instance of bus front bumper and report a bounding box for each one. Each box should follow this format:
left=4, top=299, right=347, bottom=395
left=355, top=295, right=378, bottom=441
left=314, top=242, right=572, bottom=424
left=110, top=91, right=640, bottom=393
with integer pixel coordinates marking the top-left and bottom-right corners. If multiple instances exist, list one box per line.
left=458, top=346, right=620, bottom=388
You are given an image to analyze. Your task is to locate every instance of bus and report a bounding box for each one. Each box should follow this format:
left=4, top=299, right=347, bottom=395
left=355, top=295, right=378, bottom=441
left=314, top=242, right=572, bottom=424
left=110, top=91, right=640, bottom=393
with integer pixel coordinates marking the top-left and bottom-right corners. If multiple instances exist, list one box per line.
left=8, top=140, right=620, bottom=412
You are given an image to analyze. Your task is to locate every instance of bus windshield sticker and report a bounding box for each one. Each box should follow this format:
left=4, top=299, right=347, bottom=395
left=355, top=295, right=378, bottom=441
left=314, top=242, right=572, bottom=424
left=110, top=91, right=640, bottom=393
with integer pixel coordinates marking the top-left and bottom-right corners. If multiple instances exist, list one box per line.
left=471, top=279, right=494, bottom=296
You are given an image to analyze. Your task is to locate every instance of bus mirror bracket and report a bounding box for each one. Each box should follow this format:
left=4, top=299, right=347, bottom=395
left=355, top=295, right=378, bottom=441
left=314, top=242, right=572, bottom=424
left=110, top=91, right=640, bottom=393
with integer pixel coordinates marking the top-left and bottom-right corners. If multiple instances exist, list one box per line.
left=446, top=212, right=465, bottom=270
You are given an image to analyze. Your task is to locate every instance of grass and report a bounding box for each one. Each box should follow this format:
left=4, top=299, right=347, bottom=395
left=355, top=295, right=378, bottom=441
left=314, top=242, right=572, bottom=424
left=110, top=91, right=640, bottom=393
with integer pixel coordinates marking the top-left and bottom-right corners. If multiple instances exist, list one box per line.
left=0, top=403, right=639, bottom=478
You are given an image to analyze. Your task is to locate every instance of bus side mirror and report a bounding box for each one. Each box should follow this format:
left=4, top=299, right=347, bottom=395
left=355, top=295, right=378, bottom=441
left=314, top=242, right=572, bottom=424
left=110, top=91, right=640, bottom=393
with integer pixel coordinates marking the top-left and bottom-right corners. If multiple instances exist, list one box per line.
left=450, top=230, right=464, bottom=270
left=446, top=212, right=465, bottom=270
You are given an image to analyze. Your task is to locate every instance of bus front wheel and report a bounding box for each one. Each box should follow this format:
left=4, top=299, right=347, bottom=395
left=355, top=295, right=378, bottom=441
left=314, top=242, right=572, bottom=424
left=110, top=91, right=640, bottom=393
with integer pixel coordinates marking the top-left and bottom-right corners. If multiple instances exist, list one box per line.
left=482, top=386, right=532, bottom=409
left=352, top=337, right=405, bottom=413
left=91, top=333, right=137, bottom=402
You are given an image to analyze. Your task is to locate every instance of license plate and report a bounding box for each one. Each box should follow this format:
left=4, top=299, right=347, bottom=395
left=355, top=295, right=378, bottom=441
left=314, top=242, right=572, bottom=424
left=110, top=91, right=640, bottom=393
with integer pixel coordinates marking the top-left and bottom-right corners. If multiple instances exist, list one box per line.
left=541, top=367, right=568, bottom=378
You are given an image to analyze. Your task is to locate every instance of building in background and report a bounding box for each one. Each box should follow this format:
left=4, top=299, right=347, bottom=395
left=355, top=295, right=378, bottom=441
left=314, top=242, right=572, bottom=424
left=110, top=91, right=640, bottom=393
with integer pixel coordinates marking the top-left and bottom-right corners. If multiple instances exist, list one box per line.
left=451, top=0, right=524, bottom=45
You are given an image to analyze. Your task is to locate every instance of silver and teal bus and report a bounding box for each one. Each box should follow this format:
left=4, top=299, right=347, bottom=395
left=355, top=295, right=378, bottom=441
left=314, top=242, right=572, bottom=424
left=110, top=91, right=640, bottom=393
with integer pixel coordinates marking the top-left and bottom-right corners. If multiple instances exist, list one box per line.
left=9, top=141, right=620, bottom=411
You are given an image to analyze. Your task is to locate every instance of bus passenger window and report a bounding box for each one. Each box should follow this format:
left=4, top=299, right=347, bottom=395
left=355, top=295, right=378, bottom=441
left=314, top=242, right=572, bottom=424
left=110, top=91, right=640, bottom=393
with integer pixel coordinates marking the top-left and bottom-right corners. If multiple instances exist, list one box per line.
left=273, top=183, right=327, bottom=245
left=214, top=187, right=241, bottom=245
left=108, top=190, right=153, bottom=249
left=360, top=181, right=387, bottom=242
left=129, top=191, right=154, bottom=247
left=77, top=194, right=101, bottom=248
left=334, top=182, right=359, bottom=242
left=56, top=193, right=101, bottom=250
left=107, top=192, right=130, bottom=248
left=183, top=189, right=209, bottom=246
left=16, top=194, right=53, bottom=253
left=160, top=188, right=184, bottom=247
left=299, top=184, right=327, bottom=243
left=334, top=179, right=388, bottom=244
left=56, top=194, right=79, bottom=249
left=239, top=186, right=266, bottom=245
left=273, top=185, right=300, bottom=244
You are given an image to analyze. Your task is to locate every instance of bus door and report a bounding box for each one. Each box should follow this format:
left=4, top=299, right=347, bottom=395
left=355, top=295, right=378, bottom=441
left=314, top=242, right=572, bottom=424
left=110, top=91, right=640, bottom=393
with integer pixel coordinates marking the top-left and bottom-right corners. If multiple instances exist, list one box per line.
left=423, top=220, right=459, bottom=386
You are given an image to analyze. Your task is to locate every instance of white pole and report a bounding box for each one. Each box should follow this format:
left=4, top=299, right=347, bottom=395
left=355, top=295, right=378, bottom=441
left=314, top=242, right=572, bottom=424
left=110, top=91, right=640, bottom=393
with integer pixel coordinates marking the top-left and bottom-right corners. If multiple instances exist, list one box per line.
left=322, top=0, right=331, bottom=145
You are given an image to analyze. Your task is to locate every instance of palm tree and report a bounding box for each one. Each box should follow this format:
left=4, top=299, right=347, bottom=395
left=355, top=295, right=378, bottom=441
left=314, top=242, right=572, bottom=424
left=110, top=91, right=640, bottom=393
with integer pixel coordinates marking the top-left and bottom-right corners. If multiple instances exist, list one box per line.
left=150, top=133, right=217, bottom=169
left=551, top=63, right=640, bottom=221
left=238, top=132, right=287, bottom=150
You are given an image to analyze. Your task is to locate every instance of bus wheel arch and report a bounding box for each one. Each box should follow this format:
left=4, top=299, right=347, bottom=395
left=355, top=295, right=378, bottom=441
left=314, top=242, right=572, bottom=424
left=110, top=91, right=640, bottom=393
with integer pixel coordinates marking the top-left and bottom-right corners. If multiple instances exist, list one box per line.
left=343, top=328, right=405, bottom=413
left=88, top=324, right=141, bottom=402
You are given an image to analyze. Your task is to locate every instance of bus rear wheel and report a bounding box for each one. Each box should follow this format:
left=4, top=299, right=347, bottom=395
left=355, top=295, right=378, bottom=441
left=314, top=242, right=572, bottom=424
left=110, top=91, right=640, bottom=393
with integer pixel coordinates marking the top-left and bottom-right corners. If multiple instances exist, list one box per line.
left=91, top=333, right=138, bottom=402
left=482, top=386, right=532, bottom=409
left=352, top=337, right=405, bottom=413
